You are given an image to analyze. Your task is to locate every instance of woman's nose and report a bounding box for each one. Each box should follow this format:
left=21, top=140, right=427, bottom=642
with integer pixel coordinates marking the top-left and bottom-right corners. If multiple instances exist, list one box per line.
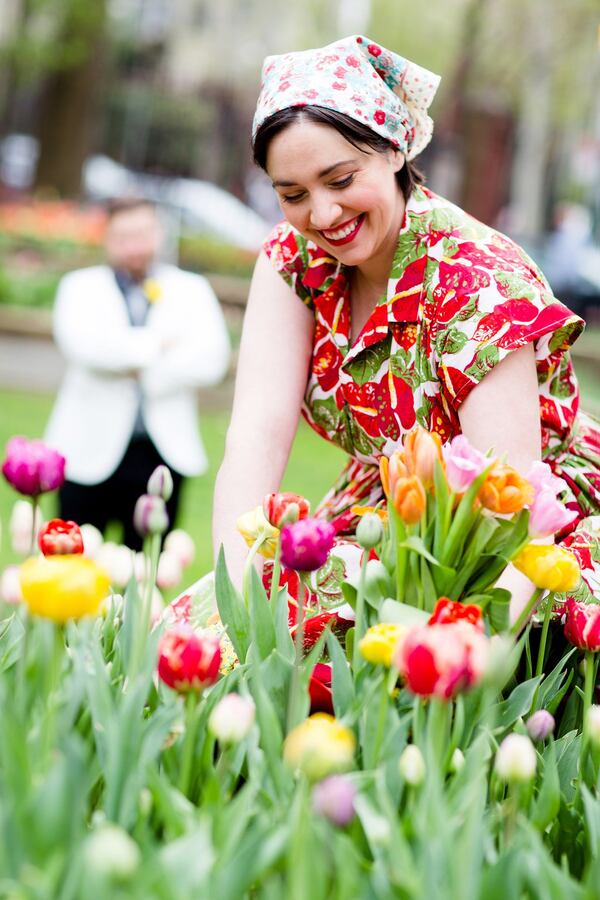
left=309, top=196, right=343, bottom=230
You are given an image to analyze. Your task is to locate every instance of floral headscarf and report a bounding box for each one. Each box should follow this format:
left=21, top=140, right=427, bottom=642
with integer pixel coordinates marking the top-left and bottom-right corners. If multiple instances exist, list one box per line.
left=252, top=35, right=441, bottom=161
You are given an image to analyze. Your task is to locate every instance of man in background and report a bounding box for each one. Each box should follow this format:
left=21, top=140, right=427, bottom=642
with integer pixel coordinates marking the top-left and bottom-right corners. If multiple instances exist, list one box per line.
left=45, top=197, right=231, bottom=549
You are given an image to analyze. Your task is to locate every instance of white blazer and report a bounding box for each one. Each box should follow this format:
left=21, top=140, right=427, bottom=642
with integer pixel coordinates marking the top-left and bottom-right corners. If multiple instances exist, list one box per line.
left=45, top=264, right=231, bottom=484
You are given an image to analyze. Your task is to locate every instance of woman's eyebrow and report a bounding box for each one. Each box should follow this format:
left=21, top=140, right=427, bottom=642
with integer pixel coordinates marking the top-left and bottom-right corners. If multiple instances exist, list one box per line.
left=272, top=159, right=358, bottom=188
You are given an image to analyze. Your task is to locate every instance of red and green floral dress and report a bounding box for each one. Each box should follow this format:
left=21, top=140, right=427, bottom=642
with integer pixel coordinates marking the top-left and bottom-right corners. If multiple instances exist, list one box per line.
left=263, top=185, right=600, bottom=603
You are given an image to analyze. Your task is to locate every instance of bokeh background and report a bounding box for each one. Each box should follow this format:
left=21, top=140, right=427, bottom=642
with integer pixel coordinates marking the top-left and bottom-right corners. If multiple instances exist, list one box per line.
left=1, top=0, right=599, bottom=588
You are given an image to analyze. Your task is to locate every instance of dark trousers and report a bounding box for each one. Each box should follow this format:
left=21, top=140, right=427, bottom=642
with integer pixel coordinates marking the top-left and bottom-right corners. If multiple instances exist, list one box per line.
left=59, top=436, right=183, bottom=551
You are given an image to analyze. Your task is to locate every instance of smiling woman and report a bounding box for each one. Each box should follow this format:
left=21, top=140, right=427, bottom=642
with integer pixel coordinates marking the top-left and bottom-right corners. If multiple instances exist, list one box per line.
left=210, top=34, right=600, bottom=614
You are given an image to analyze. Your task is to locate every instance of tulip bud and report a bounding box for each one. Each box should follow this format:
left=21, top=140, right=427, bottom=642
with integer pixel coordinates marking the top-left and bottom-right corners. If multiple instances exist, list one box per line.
left=587, top=706, right=600, bottom=749
left=80, top=523, right=103, bottom=559
left=163, top=529, right=195, bottom=567
left=312, top=775, right=356, bottom=827
left=526, top=710, right=555, bottom=743
left=84, top=825, right=141, bottom=880
left=96, top=542, right=134, bottom=590
left=263, top=492, right=310, bottom=528
left=450, top=748, right=465, bottom=773
left=0, top=565, right=23, bottom=604
left=133, top=494, right=169, bottom=538
left=208, top=693, right=256, bottom=743
left=494, top=733, right=537, bottom=783
left=147, top=465, right=174, bottom=501
left=398, top=744, right=426, bottom=786
left=355, top=512, right=384, bottom=550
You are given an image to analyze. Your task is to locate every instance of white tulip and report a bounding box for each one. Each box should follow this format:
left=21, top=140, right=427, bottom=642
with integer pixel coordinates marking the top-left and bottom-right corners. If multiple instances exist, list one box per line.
left=495, top=733, right=537, bottom=783
left=0, top=565, right=23, bottom=604
left=156, top=550, right=183, bottom=590
left=208, top=693, right=256, bottom=743
left=80, top=523, right=104, bottom=558
left=10, top=500, right=42, bottom=556
left=398, top=744, right=426, bottom=786
left=84, top=824, right=141, bottom=880
left=164, top=529, right=195, bottom=567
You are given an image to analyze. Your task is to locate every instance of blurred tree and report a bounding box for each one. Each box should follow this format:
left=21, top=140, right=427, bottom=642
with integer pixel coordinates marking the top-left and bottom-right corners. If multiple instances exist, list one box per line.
left=0, top=0, right=109, bottom=196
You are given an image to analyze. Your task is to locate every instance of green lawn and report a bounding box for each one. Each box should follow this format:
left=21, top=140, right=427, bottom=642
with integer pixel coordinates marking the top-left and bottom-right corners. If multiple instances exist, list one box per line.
left=0, top=389, right=346, bottom=587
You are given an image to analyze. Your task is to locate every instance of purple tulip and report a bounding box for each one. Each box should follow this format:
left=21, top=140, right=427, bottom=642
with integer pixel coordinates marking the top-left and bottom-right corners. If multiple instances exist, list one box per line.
left=2, top=436, right=66, bottom=497
left=133, top=494, right=169, bottom=538
left=526, top=461, right=577, bottom=538
left=312, top=775, right=356, bottom=827
left=280, top=517, right=336, bottom=571
left=526, top=709, right=555, bottom=742
left=442, top=435, right=487, bottom=493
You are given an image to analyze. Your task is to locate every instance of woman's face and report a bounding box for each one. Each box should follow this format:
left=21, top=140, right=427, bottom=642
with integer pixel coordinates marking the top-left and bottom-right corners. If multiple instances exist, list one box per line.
left=266, top=119, right=405, bottom=270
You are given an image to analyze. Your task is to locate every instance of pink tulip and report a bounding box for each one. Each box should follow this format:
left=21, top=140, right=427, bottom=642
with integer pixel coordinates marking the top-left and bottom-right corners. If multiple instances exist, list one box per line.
left=280, top=518, right=336, bottom=572
left=442, top=435, right=487, bottom=493
left=2, top=436, right=65, bottom=497
left=526, top=461, right=577, bottom=538
left=312, top=775, right=356, bottom=827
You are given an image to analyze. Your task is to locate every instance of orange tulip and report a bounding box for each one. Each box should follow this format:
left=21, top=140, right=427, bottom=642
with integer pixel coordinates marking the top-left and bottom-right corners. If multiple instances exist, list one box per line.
left=403, top=427, right=443, bottom=489
left=391, top=476, right=427, bottom=525
left=379, top=450, right=409, bottom=499
left=478, top=464, right=534, bottom=514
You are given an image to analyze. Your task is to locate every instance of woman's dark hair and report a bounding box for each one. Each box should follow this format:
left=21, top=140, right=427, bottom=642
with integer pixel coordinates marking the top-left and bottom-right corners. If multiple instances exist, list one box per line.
left=252, top=105, right=424, bottom=202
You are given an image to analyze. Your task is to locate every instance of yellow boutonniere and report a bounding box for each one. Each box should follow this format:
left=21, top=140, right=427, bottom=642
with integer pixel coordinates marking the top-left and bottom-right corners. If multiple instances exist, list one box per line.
left=143, top=278, right=163, bottom=303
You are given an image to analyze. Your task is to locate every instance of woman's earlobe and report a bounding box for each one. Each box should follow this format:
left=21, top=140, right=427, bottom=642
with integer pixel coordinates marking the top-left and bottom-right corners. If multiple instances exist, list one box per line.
left=392, top=151, right=406, bottom=174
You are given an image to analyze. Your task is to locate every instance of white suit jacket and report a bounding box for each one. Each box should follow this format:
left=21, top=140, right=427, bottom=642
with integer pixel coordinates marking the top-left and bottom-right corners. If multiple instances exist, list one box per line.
left=45, top=264, right=231, bottom=484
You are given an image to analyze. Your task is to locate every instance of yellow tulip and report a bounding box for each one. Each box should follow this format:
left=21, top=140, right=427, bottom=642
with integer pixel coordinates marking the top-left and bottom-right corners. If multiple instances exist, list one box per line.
left=359, top=623, right=407, bottom=668
left=236, top=506, right=280, bottom=559
left=283, top=713, right=355, bottom=782
left=513, top=544, right=580, bottom=593
left=19, top=555, right=110, bottom=623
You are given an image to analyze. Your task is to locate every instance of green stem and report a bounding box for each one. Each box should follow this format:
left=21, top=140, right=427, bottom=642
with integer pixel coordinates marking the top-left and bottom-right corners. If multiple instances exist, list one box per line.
left=131, top=533, right=161, bottom=677
left=287, top=579, right=306, bottom=734
left=510, top=588, right=544, bottom=636
left=394, top=511, right=407, bottom=603
left=427, top=696, right=450, bottom=771
left=534, top=592, right=555, bottom=679
left=352, top=548, right=369, bottom=674
left=41, top=624, right=65, bottom=764
left=30, top=496, right=38, bottom=556
left=269, top=540, right=282, bottom=607
left=178, top=692, right=201, bottom=797
left=582, top=651, right=596, bottom=750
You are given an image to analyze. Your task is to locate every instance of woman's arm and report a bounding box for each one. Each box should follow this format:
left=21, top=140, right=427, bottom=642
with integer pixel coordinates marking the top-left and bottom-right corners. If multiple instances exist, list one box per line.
left=212, top=251, right=315, bottom=590
left=457, top=343, right=545, bottom=623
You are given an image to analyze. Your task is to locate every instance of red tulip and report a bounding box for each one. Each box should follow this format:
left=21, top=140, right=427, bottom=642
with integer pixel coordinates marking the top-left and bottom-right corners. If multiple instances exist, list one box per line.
left=428, top=597, right=484, bottom=632
left=395, top=622, right=488, bottom=699
left=263, top=492, right=311, bottom=528
left=309, top=663, right=334, bottom=714
left=564, top=598, right=600, bottom=652
left=2, top=436, right=65, bottom=497
left=38, top=519, right=84, bottom=557
left=157, top=626, right=221, bottom=693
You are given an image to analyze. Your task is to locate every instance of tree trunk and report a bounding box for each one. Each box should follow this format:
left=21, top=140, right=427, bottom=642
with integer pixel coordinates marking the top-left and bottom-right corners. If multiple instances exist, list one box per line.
left=33, top=1, right=108, bottom=197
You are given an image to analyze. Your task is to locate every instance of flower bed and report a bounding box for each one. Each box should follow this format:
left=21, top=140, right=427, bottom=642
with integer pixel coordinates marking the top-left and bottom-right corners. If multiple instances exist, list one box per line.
left=0, top=429, right=598, bottom=897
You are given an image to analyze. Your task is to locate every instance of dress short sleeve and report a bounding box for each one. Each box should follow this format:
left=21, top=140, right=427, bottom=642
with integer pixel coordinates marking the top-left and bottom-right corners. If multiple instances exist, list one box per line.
left=263, top=221, right=315, bottom=310
left=432, top=233, right=585, bottom=411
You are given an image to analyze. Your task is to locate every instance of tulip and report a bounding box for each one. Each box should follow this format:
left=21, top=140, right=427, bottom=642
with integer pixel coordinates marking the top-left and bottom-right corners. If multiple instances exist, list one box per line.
left=513, top=544, right=580, bottom=593
left=312, top=775, right=356, bottom=827
left=280, top=518, right=336, bottom=571
left=442, top=435, right=488, bottom=493
left=0, top=565, right=23, bottom=604
left=263, top=491, right=311, bottom=528
left=147, top=464, right=174, bottom=501
left=19, top=555, right=110, bottom=623
left=403, top=426, right=443, bottom=489
left=2, top=436, right=65, bottom=497
left=478, top=463, right=534, bottom=514
left=359, top=623, right=407, bottom=668
left=80, top=523, right=104, bottom=559
left=398, top=744, right=426, bottom=786
left=526, top=709, right=555, bottom=742
left=10, top=500, right=43, bottom=555
left=428, top=597, right=484, bottom=632
left=38, top=519, right=84, bottom=556
left=237, top=506, right=280, bottom=559
left=157, top=626, right=221, bottom=693
left=156, top=550, right=183, bottom=590
left=450, top=748, right=465, bottom=773
left=84, top=825, right=141, bottom=880
left=379, top=450, right=409, bottom=499
left=283, top=713, right=355, bottom=782
left=494, top=733, right=537, bottom=783
left=586, top=706, right=600, bottom=748
left=133, top=494, right=169, bottom=538
left=96, top=542, right=135, bottom=589
left=163, top=529, right=195, bottom=567
left=526, top=461, right=577, bottom=538
left=390, top=476, right=426, bottom=525
left=308, top=662, right=334, bottom=714
left=355, top=512, right=384, bottom=550
left=208, top=693, right=256, bottom=743
left=395, top=621, right=488, bottom=699
left=564, top=598, right=600, bottom=652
